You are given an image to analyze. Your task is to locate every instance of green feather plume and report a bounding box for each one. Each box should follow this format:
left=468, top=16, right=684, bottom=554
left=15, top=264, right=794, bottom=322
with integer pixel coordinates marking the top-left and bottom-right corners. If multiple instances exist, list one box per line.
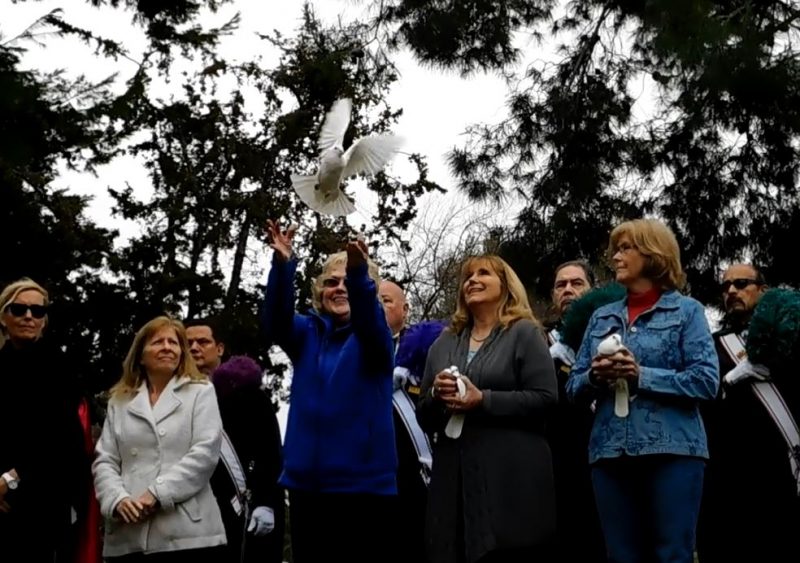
left=560, top=282, right=627, bottom=352
left=746, top=288, right=800, bottom=373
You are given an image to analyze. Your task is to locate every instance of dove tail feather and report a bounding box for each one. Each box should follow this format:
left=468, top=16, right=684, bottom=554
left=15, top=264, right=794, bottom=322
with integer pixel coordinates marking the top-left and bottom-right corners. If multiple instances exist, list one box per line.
left=291, top=173, right=355, bottom=216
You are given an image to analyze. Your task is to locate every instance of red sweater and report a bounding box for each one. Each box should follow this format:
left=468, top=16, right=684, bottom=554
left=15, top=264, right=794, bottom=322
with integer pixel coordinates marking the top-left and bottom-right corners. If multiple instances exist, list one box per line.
left=627, top=286, right=661, bottom=325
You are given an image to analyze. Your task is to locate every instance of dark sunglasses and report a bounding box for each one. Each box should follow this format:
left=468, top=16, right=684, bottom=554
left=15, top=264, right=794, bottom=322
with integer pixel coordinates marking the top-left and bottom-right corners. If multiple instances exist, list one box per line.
left=321, top=277, right=346, bottom=288
left=720, top=278, right=759, bottom=292
left=4, top=303, right=48, bottom=319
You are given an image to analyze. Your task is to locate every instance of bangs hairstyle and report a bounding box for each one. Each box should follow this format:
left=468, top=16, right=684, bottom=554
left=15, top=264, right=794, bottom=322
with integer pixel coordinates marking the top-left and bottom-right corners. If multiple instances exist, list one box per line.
left=450, top=255, right=538, bottom=334
left=110, top=316, right=205, bottom=399
left=608, top=219, right=686, bottom=290
left=311, top=251, right=382, bottom=313
left=0, top=277, right=50, bottom=336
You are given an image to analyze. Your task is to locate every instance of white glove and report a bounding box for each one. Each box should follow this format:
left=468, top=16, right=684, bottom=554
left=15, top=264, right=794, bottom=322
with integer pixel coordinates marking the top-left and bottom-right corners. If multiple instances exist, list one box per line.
left=247, top=506, right=275, bottom=536
left=723, top=360, right=770, bottom=386
left=549, top=341, right=576, bottom=366
left=393, top=366, right=410, bottom=392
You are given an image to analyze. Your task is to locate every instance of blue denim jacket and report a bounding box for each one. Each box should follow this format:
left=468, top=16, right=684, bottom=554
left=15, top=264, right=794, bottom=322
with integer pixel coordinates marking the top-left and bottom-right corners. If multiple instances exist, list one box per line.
left=566, top=290, right=719, bottom=463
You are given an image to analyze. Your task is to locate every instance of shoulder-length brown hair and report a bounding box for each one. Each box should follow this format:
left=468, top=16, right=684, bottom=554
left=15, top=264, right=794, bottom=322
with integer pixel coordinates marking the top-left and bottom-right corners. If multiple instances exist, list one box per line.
left=450, top=255, right=539, bottom=334
left=110, top=316, right=205, bottom=399
left=608, top=219, right=686, bottom=290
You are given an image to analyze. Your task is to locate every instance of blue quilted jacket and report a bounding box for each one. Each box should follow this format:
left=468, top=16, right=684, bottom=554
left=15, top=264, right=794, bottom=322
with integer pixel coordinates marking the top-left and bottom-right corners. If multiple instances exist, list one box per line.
left=566, top=290, right=719, bottom=463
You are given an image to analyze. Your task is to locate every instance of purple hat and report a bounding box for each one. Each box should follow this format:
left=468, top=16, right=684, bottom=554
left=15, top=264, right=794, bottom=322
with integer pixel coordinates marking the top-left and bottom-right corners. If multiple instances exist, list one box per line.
left=212, top=355, right=263, bottom=399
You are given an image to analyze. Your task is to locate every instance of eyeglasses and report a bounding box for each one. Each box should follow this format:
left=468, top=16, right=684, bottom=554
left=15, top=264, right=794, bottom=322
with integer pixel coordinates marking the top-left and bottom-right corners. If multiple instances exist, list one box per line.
left=720, top=278, right=759, bottom=292
left=614, top=243, right=637, bottom=255
left=4, top=303, right=48, bottom=319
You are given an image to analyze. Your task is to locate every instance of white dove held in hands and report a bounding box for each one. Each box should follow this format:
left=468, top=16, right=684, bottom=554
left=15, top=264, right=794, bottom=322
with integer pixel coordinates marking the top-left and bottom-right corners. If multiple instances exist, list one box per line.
left=597, top=334, right=630, bottom=418
left=292, top=98, right=404, bottom=216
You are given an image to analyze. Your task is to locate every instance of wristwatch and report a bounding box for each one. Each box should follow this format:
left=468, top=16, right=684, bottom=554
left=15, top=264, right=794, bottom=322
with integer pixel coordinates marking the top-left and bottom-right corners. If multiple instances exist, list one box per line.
left=2, top=472, right=19, bottom=490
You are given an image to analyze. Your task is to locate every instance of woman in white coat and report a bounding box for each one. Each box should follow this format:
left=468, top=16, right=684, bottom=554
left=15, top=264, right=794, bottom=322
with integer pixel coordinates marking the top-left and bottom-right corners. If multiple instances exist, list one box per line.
left=93, top=316, right=226, bottom=562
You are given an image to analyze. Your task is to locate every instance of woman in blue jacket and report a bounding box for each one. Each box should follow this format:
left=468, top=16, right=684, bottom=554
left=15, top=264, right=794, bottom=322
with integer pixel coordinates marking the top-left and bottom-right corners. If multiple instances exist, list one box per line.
left=261, top=220, right=396, bottom=563
left=566, top=219, right=718, bottom=563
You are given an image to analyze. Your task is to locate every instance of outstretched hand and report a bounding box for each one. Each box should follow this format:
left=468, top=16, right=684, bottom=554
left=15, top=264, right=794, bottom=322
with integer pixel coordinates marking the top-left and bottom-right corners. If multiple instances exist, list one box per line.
left=346, top=233, right=369, bottom=269
left=266, top=220, right=298, bottom=262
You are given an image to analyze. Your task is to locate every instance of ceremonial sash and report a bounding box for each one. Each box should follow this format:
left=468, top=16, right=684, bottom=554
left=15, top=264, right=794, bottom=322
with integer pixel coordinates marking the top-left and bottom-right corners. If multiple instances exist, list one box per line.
left=392, top=368, right=433, bottom=487
left=720, top=333, right=800, bottom=496
left=220, top=429, right=251, bottom=515
left=548, top=329, right=576, bottom=368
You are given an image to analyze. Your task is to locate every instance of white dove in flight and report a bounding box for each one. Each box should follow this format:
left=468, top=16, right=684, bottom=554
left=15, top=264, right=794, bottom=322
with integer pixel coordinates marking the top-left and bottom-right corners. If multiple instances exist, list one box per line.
left=291, top=98, right=404, bottom=216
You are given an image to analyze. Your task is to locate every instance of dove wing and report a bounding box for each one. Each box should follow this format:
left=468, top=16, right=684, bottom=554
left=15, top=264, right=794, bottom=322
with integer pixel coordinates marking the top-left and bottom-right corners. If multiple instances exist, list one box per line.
left=342, top=134, right=404, bottom=178
left=318, top=98, right=352, bottom=152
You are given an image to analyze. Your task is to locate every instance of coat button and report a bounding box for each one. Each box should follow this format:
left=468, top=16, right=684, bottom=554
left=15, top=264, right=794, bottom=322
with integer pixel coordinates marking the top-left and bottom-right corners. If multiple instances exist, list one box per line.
left=630, top=327, right=638, bottom=333
left=156, top=477, right=164, bottom=484
left=158, top=428, right=166, bottom=436
left=131, top=448, right=138, bottom=456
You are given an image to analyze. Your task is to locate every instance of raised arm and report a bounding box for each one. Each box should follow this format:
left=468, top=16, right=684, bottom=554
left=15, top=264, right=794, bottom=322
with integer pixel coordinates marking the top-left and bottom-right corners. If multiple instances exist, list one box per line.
left=344, top=237, right=394, bottom=372
left=261, top=220, right=304, bottom=358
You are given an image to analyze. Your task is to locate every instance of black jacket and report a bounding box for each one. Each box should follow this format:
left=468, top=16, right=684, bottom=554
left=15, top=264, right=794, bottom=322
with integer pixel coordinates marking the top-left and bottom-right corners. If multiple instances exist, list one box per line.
left=0, top=338, right=89, bottom=560
left=211, top=381, right=285, bottom=563
left=698, top=327, right=800, bottom=562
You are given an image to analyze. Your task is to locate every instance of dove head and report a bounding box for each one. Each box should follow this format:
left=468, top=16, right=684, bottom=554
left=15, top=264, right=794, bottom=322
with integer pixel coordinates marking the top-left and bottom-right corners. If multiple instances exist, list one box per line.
left=597, top=333, right=624, bottom=356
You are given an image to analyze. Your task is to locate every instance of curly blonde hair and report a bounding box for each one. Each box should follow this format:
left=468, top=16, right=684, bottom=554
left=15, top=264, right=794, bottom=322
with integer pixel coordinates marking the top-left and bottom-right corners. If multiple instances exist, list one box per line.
left=110, top=316, right=206, bottom=399
left=450, top=255, right=539, bottom=334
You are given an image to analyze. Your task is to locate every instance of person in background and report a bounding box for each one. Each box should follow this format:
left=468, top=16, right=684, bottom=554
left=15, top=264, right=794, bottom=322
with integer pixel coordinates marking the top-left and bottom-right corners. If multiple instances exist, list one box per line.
left=185, top=318, right=285, bottom=563
left=380, top=279, right=446, bottom=563
left=93, top=316, right=226, bottom=562
left=697, top=265, right=800, bottom=562
left=567, top=219, right=719, bottom=563
left=212, top=354, right=286, bottom=563
left=419, top=254, right=558, bottom=563
left=0, top=277, right=91, bottom=563
left=545, top=261, right=606, bottom=562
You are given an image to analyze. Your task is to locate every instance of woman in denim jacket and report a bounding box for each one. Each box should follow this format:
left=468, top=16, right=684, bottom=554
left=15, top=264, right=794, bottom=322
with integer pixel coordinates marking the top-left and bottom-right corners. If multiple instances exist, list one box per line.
left=566, top=219, right=719, bottom=563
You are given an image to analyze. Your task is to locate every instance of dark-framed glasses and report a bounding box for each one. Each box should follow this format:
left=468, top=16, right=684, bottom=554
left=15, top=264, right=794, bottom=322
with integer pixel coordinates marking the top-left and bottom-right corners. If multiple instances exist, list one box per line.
left=4, top=303, right=48, bottom=319
left=720, top=278, right=759, bottom=292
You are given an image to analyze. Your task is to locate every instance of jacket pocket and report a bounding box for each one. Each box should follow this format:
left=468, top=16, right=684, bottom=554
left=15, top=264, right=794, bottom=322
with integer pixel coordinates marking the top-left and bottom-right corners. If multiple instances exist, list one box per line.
left=177, top=495, right=202, bottom=522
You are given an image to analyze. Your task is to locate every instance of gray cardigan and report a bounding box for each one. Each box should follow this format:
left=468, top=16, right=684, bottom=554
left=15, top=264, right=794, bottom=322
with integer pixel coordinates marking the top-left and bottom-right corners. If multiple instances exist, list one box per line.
left=418, top=319, right=558, bottom=563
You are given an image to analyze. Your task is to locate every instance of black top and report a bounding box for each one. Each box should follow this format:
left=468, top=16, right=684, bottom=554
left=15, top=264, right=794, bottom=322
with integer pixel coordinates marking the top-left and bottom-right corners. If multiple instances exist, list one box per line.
left=0, top=338, right=89, bottom=555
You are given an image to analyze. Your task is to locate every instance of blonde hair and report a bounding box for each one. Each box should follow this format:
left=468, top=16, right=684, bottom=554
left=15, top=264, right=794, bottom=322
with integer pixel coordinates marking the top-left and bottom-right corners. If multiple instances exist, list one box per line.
left=0, top=278, right=50, bottom=341
left=110, top=316, right=205, bottom=399
left=311, top=251, right=382, bottom=313
left=450, top=255, right=539, bottom=334
left=608, top=219, right=686, bottom=290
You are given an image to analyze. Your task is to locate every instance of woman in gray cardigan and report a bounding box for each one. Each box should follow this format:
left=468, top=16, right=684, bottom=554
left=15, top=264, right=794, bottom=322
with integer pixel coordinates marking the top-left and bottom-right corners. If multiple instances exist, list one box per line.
left=418, top=255, right=558, bottom=563
left=93, top=316, right=226, bottom=562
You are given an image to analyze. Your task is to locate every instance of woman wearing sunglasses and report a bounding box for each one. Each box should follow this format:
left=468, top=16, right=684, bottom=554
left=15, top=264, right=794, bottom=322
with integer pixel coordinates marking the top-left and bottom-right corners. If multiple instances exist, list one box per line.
left=0, top=278, right=90, bottom=562
left=261, top=220, right=397, bottom=563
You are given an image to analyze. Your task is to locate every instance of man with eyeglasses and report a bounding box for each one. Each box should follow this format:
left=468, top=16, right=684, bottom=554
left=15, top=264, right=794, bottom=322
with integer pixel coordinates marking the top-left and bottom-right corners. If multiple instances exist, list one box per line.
left=186, top=318, right=285, bottom=563
left=698, top=264, right=799, bottom=562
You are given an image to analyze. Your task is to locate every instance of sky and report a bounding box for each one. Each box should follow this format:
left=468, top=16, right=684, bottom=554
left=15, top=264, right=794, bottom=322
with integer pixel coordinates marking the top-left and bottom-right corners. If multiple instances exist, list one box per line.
left=2, top=0, right=513, bottom=240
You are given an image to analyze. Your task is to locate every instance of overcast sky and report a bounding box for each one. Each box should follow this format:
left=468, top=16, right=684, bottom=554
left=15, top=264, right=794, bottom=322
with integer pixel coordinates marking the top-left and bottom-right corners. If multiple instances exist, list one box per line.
left=2, top=0, right=513, bottom=241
